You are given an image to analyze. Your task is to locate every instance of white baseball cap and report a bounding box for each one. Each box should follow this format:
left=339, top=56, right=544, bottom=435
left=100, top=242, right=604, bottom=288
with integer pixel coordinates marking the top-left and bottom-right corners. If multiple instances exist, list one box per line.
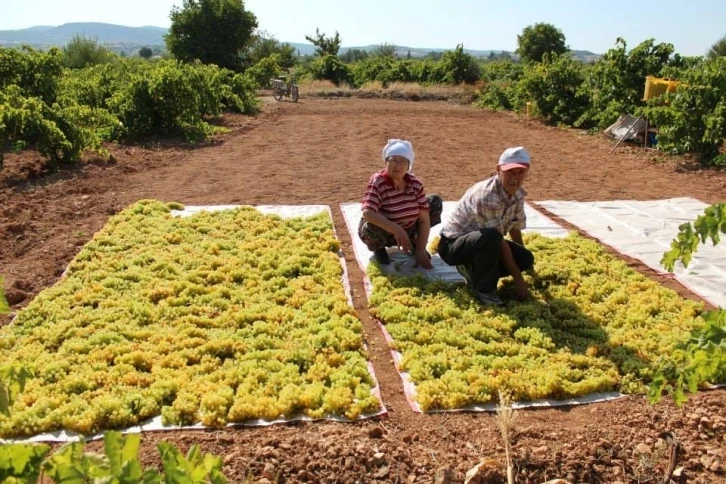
left=497, top=147, right=531, bottom=171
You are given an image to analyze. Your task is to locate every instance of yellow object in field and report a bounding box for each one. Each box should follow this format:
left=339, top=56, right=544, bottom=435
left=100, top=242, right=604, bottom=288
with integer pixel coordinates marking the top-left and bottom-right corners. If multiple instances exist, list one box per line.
left=643, top=76, right=680, bottom=100
left=526, top=101, right=533, bottom=118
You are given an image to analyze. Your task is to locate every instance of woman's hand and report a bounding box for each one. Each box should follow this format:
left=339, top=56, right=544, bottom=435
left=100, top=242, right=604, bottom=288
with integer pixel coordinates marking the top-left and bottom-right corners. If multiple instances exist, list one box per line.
left=393, top=226, right=412, bottom=252
left=414, top=248, right=433, bottom=269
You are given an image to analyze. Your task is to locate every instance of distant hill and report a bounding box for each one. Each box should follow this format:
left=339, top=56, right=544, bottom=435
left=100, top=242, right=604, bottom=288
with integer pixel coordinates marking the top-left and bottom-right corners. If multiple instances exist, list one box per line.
left=289, top=42, right=599, bottom=62
left=0, top=22, right=600, bottom=62
left=0, top=22, right=167, bottom=51
left=571, top=49, right=601, bottom=63
left=288, top=42, right=508, bottom=58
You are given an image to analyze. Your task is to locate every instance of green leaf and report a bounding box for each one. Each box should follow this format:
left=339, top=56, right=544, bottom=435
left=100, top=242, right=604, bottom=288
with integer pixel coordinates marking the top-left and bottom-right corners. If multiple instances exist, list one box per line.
left=141, top=468, right=163, bottom=484
left=156, top=441, right=229, bottom=484
left=673, top=378, right=687, bottom=407
left=158, top=442, right=191, bottom=484
left=104, top=431, right=124, bottom=472
left=0, top=443, right=50, bottom=482
left=647, top=374, right=666, bottom=404
left=203, top=454, right=227, bottom=484
left=81, top=450, right=112, bottom=479
left=103, top=431, right=144, bottom=483
left=663, top=204, right=726, bottom=271
left=0, top=277, right=9, bottom=313
left=0, top=364, right=35, bottom=416
left=9, top=444, right=50, bottom=475
left=43, top=442, right=87, bottom=483
left=650, top=307, right=726, bottom=407
left=0, top=385, right=10, bottom=416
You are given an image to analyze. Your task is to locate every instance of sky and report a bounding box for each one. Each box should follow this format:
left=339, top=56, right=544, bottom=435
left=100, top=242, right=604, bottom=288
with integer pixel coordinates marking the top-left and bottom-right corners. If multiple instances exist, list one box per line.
left=1, top=0, right=724, bottom=56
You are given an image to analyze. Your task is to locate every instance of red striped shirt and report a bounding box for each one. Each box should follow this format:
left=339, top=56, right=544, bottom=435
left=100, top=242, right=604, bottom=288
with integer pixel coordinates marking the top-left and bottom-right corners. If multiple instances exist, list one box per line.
left=362, top=170, right=430, bottom=229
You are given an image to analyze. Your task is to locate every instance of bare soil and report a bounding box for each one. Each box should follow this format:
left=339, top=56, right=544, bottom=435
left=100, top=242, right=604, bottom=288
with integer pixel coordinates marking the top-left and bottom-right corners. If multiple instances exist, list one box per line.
left=2, top=97, right=725, bottom=483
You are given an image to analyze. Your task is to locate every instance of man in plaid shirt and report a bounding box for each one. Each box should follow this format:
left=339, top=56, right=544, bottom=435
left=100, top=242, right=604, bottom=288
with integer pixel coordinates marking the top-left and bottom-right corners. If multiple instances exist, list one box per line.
left=438, top=147, right=535, bottom=306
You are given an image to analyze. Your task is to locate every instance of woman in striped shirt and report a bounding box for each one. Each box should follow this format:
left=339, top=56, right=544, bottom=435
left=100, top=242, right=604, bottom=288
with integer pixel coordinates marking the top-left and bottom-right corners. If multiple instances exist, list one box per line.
left=358, top=139, right=442, bottom=267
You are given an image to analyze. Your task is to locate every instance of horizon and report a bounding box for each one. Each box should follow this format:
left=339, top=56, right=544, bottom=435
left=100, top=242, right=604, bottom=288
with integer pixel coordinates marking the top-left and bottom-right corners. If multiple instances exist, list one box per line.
left=2, top=0, right=725, bottom=57
left=0, top=21, right=535, bottom=54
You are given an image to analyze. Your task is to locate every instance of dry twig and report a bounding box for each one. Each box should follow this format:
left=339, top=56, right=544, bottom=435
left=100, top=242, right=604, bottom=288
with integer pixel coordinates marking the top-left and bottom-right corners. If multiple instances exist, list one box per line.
left=495, top=393, right=517, bottom=484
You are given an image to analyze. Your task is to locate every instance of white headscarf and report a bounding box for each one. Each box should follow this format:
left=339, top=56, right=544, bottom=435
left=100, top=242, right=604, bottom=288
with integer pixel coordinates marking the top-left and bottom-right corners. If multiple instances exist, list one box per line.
left=381, top=139, right=415, bottom=171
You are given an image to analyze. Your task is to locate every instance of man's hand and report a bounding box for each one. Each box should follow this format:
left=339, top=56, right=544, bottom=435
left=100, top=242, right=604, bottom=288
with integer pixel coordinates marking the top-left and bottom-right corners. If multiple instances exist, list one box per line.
left=513, top=278, right=529, bottom=301
left=394, top=226, right=412, bottom=252
left=414, top=248, right=433, bottom=269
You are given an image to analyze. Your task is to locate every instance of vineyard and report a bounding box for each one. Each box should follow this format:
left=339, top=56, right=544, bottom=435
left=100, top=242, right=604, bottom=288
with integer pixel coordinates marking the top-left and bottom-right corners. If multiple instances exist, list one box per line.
left=3, top=36, right=726, bottom=172
left=474, top=40, right=726, bottom=167
left=2, top=75, right=726, bottom=483
left=0, top=47, right=259, bottom=169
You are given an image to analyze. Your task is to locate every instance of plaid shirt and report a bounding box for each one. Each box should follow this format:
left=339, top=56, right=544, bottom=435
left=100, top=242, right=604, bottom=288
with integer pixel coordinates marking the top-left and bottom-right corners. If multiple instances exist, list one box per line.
left=441, top=175, right=527, bottom=238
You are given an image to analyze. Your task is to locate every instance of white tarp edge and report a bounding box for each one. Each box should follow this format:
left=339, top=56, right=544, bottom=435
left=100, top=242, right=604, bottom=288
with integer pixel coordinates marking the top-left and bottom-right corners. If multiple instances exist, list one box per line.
left=537, top=198, right=726, bottom=309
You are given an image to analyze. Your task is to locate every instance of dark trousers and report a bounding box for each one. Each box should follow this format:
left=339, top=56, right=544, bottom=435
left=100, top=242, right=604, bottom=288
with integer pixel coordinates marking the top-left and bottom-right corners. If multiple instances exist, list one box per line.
left=438, top=228, right=534, bottom=293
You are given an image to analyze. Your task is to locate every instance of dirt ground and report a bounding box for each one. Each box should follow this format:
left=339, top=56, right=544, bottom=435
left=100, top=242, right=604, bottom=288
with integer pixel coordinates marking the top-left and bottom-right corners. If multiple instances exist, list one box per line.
left=2, top=98, right=726, bottom=483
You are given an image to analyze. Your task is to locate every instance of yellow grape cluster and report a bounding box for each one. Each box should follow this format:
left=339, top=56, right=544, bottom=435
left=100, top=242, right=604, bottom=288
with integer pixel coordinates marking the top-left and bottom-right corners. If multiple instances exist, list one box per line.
left=0, top=200, right=380, bottom=438
left=370, top=232, right=704, bottom=411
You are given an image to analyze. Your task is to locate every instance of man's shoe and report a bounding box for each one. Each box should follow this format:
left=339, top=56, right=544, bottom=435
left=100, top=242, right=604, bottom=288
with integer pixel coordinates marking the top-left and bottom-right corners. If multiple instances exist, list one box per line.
left=373, top=248, right=391, bottom=265
left=473, top=290, right=504, bottom=306
left=456, top=265, right=503, bottom=306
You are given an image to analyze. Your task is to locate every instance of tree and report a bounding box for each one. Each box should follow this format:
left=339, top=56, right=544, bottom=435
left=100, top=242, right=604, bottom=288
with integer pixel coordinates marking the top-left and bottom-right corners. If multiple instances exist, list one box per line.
left=580, top=38, right=674, bottom=130
left=309, top=55, right=352, bottom=85
left=519, top=53, right=589, bottom=125
left=243, top=53, right=282, bottom=88
left=516, top=22, right=568, bottom=63
left=641, top=55, right=726, bottom=167
left=62, top=35, right=112, bottom=68
left=371, top=43, right=397, bottom=58
left=138, top=47, right=153, bottom=59
left=245, top=31, right=296, bottom=69
left=165, top=0, right=258, bottom=71
left=439, top=44, right=481, bottom=84
left=708, top=34, right=726, bottom=59
left=305, top=28, right=341, bottom=56
left=340, top=48, right=369, bottom=63
left=425, top=51, right=443, bottom=61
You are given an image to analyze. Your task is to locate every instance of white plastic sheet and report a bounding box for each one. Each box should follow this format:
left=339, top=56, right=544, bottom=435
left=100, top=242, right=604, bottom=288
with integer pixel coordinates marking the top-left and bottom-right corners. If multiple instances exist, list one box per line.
left=537, top=198, right=726, bottom=308
left=604, top=114, right=646, bottom=141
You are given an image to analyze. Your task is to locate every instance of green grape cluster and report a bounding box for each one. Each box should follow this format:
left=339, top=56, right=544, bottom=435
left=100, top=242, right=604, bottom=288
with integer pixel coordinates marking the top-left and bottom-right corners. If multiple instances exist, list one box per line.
left=369, top=232, right=705, bottom=411
left=0, top=200, right=380, bottom=438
